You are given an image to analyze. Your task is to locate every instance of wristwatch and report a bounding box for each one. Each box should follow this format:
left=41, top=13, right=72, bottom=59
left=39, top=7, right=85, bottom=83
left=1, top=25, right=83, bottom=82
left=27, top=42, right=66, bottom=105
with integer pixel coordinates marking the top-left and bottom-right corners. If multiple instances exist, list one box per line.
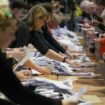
left=62, top=56, right=69, bottom=62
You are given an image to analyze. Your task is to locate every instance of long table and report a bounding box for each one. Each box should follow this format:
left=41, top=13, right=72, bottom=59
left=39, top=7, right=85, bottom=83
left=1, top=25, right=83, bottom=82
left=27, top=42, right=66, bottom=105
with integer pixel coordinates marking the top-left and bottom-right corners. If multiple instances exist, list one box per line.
left=39, top=62, right=105, bottom=105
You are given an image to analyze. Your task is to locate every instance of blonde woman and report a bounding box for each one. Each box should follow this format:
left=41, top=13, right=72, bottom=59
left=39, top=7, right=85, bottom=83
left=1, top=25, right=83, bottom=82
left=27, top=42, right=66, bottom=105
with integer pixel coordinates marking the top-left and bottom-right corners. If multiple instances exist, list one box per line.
left=0, top=2, right=78, bottom=105
left=26, top=5, right=78, bottom=67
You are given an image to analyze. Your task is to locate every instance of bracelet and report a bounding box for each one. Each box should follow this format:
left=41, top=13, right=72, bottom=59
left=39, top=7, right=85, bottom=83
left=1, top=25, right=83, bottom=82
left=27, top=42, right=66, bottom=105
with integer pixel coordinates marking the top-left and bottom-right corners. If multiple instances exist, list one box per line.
left=62, top=57, right=68, bottom=62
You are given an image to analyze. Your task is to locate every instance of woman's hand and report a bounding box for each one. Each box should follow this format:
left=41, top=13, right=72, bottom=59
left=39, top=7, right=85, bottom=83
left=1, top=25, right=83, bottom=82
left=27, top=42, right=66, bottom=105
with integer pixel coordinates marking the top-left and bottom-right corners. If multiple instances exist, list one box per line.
left=66, top=52, right=80, bottom=60
left=39, top=66, right=52, bottom=75
left=19, top=70, right=32, bottom=76
left=16, top=70, right=32, bottom=80
left=65, top=59, right=81, bottom=68
left=10, top=50, right=25, bottom=61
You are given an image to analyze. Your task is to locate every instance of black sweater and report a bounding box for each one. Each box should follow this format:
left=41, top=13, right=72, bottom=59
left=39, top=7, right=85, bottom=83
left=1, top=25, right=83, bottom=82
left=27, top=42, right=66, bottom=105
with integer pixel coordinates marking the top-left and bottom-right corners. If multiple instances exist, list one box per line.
left=9, top=21, right=29, bottom=48
left=42, top=25, right=66, bottom=53
left=29, top=30, right=59, bottom=55
left=0, top=50, right=61, bottom=105
left=29, top=27, right=66, bottom=55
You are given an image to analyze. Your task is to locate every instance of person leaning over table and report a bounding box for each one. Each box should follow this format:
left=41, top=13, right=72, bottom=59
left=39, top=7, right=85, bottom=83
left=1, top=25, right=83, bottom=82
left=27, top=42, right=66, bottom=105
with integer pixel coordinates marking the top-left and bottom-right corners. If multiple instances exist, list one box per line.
left=8, top=2, right=80, bottom=73
left=7, top=1, right=79, bottom=76
left=26, top=5, right=79, bottom=67
left=41, top=2, right=75, bottom=59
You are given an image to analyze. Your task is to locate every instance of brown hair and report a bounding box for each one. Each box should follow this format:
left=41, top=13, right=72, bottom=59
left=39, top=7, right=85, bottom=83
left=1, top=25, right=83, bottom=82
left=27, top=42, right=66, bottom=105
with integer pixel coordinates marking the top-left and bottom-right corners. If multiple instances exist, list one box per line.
left=26, top=4, right=48, bottom=29
left=42, top=2, right=53, bottom=14
left=10, top=0, right=26, bottom=9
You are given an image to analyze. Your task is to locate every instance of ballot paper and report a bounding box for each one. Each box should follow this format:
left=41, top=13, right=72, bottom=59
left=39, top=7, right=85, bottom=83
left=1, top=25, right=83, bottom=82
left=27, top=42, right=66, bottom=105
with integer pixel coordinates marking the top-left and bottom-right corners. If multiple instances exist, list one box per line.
left=78, top=101, right=93, bottom=105
left=70, top=72, right=95, bottom=78
left=81, top=62, right=97, bottom=67
left=74, top=55, right=97, bottom=67
left=52, top=27, right=78, bottom=40
left=63, top=86, right=88, bottom=100
left=65, top=86, right=87, bottom=101
left=34, top=77, right=74, bottom=90
left=22, top=46, right=34, bottom=58
left=63, top=86, right=93, bottom=105
left=22, top=77, right=74, bottom=98
left=31, top=69, right=41, bottom=75
left=33, top=56, right=74, bottom=74
left=13, top=56, right=28, bottom=71
left=75, top=55, right=91, bottom=63
left=13, top=46, right=34, bottom=71
left=47, top=62, right=73, bottom=73
left=22, top=78, right=92, bottom=104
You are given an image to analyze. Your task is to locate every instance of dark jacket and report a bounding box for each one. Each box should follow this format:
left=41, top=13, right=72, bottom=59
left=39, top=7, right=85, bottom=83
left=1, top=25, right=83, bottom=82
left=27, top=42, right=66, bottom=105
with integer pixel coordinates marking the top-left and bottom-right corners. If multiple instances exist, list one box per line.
left=29, top=30, right=57, bottom=55
left=9, top=21, right=29, bottom=48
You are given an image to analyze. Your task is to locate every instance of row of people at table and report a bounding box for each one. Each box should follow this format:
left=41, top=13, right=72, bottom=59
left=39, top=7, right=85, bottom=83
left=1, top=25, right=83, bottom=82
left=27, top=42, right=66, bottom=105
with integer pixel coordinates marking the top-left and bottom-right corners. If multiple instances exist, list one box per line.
left=75, top=0, right=105, bottom=59
left=0, top=0, right=82, bottom=105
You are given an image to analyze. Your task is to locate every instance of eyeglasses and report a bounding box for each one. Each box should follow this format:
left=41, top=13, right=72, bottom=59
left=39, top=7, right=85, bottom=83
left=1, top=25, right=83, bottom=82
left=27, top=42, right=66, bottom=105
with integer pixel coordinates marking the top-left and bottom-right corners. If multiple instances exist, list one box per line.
left=38, top=14, right=50, bottom=22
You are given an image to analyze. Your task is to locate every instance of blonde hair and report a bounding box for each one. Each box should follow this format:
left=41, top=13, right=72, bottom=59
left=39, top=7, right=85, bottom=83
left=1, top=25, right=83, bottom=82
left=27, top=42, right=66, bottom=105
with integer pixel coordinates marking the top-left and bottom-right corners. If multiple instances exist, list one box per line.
left=0, top=7, right=18, bottom=30
left=26, top=5, right=48, bottom=29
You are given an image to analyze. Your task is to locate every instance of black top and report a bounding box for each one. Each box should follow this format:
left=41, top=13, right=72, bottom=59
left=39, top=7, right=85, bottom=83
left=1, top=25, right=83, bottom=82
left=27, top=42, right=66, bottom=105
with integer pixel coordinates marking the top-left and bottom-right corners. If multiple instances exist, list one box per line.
left=29, top=30, right=58, bottom=55
left=9, top=21, right=29, bottom=48
left=42, top=25, right=66, bottom=53
left=0, top=50, right=61, bottom=105
left=29, top=25, right=66, bottom=55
